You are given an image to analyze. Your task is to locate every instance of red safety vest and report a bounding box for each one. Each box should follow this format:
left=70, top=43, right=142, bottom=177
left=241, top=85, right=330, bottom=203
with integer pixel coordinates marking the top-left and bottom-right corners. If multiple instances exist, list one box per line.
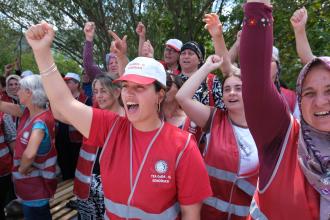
left=74, top=117, right=119, bottom=200
left=248, top=116, right=320, bottom=220
left=280, top=87, right=296, bottom=113
left=12, top=109, right=57, bottom=201
left=202, top=109, right=258, bottom=220
left=0, top=112, right=12, bottom=177
left=100, top=121, right=194, bottom=220
left=68, top=92, right=88, bottom=143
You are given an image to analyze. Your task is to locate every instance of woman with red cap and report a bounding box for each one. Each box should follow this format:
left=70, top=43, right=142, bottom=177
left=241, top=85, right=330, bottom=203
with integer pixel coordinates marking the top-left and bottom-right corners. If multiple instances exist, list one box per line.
left=240, top=0, right=330, bottom=219
left=25, top=21, right=212, bottom=220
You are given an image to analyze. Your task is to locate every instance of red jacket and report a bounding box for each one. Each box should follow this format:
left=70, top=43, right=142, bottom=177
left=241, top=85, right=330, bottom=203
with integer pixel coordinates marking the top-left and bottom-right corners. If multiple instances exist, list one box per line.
left=0, top=112, right=12, bottom=177
left=202, top=109, right=258, bottom=220
left=248, top=117, right=319, bottom=220
left=12, top=109, right=57, bottom=201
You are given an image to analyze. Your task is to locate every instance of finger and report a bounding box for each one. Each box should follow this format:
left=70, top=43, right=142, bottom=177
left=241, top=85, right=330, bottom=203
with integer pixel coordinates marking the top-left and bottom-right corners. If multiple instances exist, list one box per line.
left=108, top=30, right=120, bottom=40
left=122, top=35, right=127, bottom=43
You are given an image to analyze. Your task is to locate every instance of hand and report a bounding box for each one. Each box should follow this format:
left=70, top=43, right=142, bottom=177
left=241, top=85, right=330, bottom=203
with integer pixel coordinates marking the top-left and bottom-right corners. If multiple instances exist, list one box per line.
left=108, top=30, right=127, bottom=58
left=135, top=22, right=146, bottom=38
left=141, top=40, right=154, bottom=58
left=203, top=55, right=223, bottom=72
left=290, top=7, right=308, bottom=32
left=5, top=63, right=13, bottom=72
left=203, top=13, right=223, bottom=38
left=18, top=165, right=35, bottom=175
left=25, top=21, right=55, bottom=52
left=84, top=22, right=95, bottom=41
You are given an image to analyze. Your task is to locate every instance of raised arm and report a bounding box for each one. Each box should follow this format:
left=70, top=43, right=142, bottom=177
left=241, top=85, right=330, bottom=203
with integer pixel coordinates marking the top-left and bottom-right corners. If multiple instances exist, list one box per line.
left=136, top=22, right=146, bottom=57
left=204, top=13, right=239, bottom=76
left=176, top=55, right=222, bottom=128
left=25, top=22, right=92, bottom=138
left=228, top=30, right=241, bottom=64
left=141, top=40, right=154, bottom=58
left=109, top=31, right=129, bottom=76
left=83, top=22, right=104, bottom=81
left=290, top=7, right=315, bottom=65
left=240, top=1, right=290, bottom=148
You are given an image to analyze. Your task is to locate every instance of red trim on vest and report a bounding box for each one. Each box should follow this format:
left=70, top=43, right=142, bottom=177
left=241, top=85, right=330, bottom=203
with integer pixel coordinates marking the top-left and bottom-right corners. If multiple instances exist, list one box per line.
left=248, top=119, right=320, bottom=220
left=13, top=109, right=57, bottom=201
left=202, top=109, right=258, bottom=220
left=206, top=74, right=216, bottom=107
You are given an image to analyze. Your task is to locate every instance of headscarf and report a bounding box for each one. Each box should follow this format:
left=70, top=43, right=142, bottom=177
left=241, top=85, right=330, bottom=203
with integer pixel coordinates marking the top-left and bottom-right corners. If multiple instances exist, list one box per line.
left=180, top=41, right=205, bottom=66
left=5, top=74, right=21, bottom=100
left=296, top=56, right=330, bottom=219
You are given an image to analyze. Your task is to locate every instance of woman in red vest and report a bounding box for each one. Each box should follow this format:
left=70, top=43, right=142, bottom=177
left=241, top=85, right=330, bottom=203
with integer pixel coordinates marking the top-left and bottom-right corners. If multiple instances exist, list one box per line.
left=0, top=75, right=56, bottom=220
left=74, top=74, right=124, bottom=219
left=25, top=22, right=212, bottom=220
left=240, top=1, right=330, bottom=219
left=176, top=53, right=259, bottom=220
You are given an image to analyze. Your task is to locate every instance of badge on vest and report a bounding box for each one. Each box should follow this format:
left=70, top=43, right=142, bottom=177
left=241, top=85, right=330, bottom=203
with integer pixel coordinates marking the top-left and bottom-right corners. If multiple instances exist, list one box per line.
left=151, top=160, right=171, bottom=184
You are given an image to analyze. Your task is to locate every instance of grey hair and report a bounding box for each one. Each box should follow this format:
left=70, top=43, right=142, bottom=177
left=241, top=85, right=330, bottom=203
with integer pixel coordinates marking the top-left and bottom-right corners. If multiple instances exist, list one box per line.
left=19, top=75, right=48, bottom=109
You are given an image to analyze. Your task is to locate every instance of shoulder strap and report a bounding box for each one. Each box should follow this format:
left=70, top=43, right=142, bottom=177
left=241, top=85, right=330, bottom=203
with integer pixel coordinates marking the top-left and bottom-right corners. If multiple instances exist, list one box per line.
left=207, top=74, right=215, bottom=107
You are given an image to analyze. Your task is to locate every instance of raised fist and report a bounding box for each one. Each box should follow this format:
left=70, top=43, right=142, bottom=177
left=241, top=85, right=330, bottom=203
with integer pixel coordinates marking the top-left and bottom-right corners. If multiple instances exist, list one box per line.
left=25, top=21, right=55, bottom=52
left=290, top=7, right=308, bottom=32
left=84, top=22, right=95, bottom=41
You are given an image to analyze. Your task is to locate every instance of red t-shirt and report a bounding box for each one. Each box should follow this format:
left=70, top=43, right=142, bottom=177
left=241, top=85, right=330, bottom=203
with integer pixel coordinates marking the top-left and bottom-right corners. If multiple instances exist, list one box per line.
left=84, top=108, right=212, bottom=215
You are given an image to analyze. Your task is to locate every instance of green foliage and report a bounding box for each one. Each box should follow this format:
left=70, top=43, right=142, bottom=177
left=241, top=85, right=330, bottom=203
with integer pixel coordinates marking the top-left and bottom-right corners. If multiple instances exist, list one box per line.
left=0, top=0, right=329, bottom=88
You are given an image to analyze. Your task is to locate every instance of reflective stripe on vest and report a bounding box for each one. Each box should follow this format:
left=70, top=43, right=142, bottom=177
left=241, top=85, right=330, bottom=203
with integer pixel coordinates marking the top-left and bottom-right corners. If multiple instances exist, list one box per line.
left=204, top=196, right=249, bottom=217
left=0, top=147, right=9, bottom=158
left=249, top=198, right=268, bottom=220
left=79, top=148, right=96, bottom=161
left=14, top=156, right=57, bottom=170
left=104, top=198, right=180, bottom=220
left=75, top=169, right=91, bottom=184
left=206, top=164, right=256, bottom=196
left=12, top=170, right=56, bottom=180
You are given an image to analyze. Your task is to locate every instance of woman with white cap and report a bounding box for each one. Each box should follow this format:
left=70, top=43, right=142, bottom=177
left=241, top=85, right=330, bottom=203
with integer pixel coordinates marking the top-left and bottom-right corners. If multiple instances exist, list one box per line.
left=240, top=0, right=330, bottom=219
left=25, top=21, right=212, bottom=220
left=136, top=22, right=183, bottom=75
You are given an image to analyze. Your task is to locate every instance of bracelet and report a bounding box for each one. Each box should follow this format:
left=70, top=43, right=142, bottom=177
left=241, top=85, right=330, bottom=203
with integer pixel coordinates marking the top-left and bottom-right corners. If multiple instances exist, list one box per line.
left=40, top=63, right=57, bottom=77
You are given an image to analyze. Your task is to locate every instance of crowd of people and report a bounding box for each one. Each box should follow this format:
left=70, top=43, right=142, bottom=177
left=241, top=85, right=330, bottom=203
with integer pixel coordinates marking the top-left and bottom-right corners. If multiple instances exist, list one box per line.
left=0, top=0, right=329, bottom=219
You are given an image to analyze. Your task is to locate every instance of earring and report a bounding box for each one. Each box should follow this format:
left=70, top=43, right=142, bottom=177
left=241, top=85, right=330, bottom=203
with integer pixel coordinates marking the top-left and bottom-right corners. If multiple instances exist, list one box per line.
left=157, top=102, right=161, bottom=113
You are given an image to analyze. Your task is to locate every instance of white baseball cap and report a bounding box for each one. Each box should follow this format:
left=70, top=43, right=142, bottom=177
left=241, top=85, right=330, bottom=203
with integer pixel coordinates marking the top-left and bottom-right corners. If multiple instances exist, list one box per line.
left=64, top=72, right=80, bottom=82
left=165, top=39, right=183, bottom=52
left=114, top=57, right=166, bottom=88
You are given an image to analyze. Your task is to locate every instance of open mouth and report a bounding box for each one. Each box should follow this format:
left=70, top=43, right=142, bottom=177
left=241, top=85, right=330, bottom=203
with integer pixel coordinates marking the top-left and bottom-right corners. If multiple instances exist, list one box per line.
left=314, top=111, right=330, bottom=117
left=228, top=100, right=239, bottom=103
left=126, top=102, right=139, bottom=114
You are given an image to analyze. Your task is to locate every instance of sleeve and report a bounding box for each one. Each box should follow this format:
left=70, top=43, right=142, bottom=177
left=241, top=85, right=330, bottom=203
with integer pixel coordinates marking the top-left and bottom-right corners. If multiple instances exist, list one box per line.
left=83, top=41, right=104, bottom=81
left=176, top=136, right=212, bottom=205
left=32, top=121, right=47, bottom=131
left=212, top=76, right=225, bottom=110
left=240, top=2, right=292, bottom=188
left=83, top=108, right=119, bottom=147
left=3, top=113, right=16, bottom=142
left=240, top=3, right=290, bottom=150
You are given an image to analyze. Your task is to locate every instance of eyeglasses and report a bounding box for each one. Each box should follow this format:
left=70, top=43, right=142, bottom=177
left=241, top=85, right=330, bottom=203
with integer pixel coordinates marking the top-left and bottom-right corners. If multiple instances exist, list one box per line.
left=164, top=47, right=178, bottom=54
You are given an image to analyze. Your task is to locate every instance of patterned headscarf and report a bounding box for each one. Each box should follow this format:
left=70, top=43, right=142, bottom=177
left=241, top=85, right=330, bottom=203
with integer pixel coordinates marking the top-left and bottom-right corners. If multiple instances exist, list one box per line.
left=296, top=57, right=330, bottom=218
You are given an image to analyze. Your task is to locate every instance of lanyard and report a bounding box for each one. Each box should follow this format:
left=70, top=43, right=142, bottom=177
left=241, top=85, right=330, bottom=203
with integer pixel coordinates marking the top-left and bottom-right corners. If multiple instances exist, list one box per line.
left=127, top=121, right=164, bottom=207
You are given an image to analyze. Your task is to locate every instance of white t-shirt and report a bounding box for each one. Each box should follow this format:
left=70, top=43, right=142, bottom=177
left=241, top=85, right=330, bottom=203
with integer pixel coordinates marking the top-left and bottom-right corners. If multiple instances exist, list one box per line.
left=232, top=125, right=259, bottom=175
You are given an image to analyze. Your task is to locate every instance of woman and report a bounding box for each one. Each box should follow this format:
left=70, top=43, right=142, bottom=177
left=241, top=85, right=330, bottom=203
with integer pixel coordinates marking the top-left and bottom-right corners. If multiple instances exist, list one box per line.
left=240, top=1, right=329, bottom=219
left=74, top=74, right=124, bottom=219
left=25, top=22, right=212, bottom=220
left=178, top=41, right=224, bottom=109
left=176, top=53, right=259, bottom=220
left=0, top=75, right=56, bottom=220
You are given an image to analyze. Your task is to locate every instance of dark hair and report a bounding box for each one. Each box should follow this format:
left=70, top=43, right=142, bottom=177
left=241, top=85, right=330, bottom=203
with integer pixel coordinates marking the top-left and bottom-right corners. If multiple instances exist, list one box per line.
left=166, top=72, right=183, bottom=91
left=222, top=70, right=242, bottom=91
